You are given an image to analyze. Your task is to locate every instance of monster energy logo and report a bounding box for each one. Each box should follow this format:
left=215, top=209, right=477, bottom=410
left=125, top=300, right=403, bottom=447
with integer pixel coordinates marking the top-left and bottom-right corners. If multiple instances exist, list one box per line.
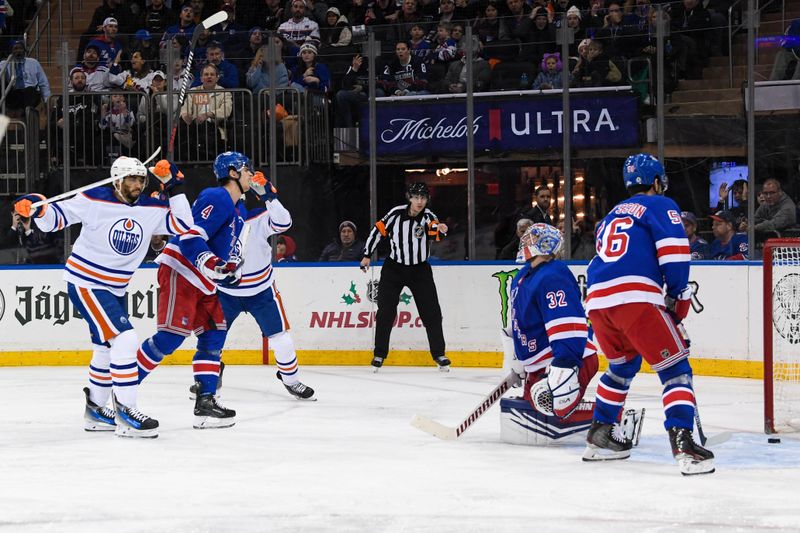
left=493, top=269, right=590, bottom=329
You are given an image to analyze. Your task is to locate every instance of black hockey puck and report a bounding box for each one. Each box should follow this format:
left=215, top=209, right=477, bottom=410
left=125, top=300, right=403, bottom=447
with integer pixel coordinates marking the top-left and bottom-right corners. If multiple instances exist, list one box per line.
left=768, top=437, right=781, bottom=444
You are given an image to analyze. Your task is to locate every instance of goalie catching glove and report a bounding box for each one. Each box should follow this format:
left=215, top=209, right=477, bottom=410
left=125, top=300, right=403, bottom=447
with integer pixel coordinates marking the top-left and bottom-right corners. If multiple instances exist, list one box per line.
left=14, top=193, right=47, bottom=219
left=196, top=251, right=243, bottom=285
left=665, top=286, right=692, bottom=322
left=249, top=171, right=278, bottom=202
left=149, top=160, right=184, bottom=194
left=546, top=363, right=582, bottom=419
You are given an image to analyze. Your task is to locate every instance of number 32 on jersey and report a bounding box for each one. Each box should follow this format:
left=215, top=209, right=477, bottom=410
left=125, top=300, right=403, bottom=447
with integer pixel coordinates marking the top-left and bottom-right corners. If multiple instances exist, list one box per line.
left=596, top=216, right=634, bottom=261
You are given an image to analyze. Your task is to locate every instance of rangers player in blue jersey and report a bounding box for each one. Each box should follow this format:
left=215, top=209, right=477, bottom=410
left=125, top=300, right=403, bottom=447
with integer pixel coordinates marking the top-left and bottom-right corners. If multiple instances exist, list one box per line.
left=584, top=153, right=714, bottom=475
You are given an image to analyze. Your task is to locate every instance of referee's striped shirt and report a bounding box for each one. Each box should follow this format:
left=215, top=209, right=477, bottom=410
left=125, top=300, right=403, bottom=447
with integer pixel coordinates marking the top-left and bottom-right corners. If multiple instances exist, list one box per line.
left=363, top=205, right=444, bottom=265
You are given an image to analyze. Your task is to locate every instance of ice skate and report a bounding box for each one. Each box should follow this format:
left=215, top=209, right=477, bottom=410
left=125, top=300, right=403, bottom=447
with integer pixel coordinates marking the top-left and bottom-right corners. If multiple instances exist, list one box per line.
left=189, top=361, right=225, bottom=400
left=193, top=393, right=236, bottom=429
left=434, top=355, right=451, bottom=372
left=83, top=387, right=116, bottom=432
left=371, top=356, right=385, bottom=372
left=276, top=371, right=316, bottom=401
left=582, top=420, right=633, bottom=461
left=669, top=427, right=715, bottom=476
left=112, top=394, right=159, bottom=438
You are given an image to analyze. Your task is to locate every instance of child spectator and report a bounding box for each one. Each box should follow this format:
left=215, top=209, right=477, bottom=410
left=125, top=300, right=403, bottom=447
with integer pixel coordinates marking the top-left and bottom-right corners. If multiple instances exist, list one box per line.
left=409, top=23, right=432, bottom=61
left=532, top=51, right=565, bottom=90
left=276, top=235, right=298, bottom=262
left=100, top=93, right=136, bottom=157
left=430, top=22, right=458, bottom=64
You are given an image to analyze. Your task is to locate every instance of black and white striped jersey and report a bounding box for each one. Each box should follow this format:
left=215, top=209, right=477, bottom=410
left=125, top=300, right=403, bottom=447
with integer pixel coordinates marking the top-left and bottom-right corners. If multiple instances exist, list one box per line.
left=363, top=204, right=445, bottom=265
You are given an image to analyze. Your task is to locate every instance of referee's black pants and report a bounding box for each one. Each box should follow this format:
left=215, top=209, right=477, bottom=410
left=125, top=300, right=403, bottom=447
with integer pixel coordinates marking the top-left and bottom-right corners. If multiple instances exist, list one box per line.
left=374, top=259, right=445, bottom=360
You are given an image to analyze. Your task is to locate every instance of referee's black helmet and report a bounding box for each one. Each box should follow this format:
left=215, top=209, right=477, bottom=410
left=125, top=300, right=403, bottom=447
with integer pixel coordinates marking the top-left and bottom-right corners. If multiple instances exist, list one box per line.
left=406, top=182, right=430, bottom=200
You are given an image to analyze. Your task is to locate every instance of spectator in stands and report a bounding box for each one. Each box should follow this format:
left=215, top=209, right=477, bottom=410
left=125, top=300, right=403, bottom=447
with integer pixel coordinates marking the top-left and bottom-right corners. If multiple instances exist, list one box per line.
left=715, top=178, right=748, bottom=231
left=570, top=217, right=598, bottom=261
left=709, top=210, right=748, bottom=260
left=143, top=0, right=178, bottom=37
left=88, top=17, right=124, bottom=70
left=532, top=51, right=565, bottom=89
left=525, top=185, right=553, bottom=225
left=276, top=235, right=298, bottom=262
left=319, top=7, right=352, bottom=48
left=380, top=41, right=429, bottom=96
left=137, top=70, right=173, bottom=143
left=82, top=0, right=138, bottom=57
left=77, top=43, right=117, bottom=91
left=130, top=30, right=160, bottom=67
left=670, top=0, right=711, bottom=79
left=430, top=22, right=458, bottom=65
left=392, top=0, right=425, bottom=44
left=294, top=0, right=330, bottom=25
left=755, top=178, right=798, bottom=235
left=506, top=0, right=532, bottom=49
left=564, top=6, right=587, bottom=56
left=334, top=53, right=372, bottom=127
left=442, top=47, right=490, bottom=92
left=452, top=0, right=476, bottom=21
left=190, top=0, right=212, bottom=24
left=522, top=8, right=557, bottom=64
left=170, top=56, right=187, bottom=89
left=279, top=0, right=321, bottom=54
left=634, top=9, right=678, bottom=97
left=498, top=217, right=533, bottom=260
left=0, top=39, right=50, bottom=116
left=253, top=0, right=285, bottom=31
left=769, top=18, right=800, bottom=81
left=624, top=0, right=652, bottom=32
left=436, top=0, right=457, bottom=26
left=472, top=1, right=510, bottom=53
left=216, top=4, right=248, bottom=52
left=0, top=0, right=14, bottom=38
left=572, top=39, right=620, bottom=87
left=100, top=93, right=137, bottom=156
left=551, top=0, right=570, bottom=29
left=681, top=211, right=710, bottom=260
left=290, top=42, right=330, bottom=93
left=585, top=0, right=606, bottom=30
left=318, top=221, right=365, bottom=262
left=192, top=42, right=239, bottom=88
left=118, top=51, right=156, bottom=92
left=236, top=28, right=264, bottom=77
left=180, top=63, right=233, bottom=159
left=53, top=68, right=101, bottom=166
left=160, top=34, right=189, bottom=69
left=161, top=5, right=196, bottom=44
left=409, top=23, right=432, bottom=60
left=450, top=23, right=481, bottom=58
left=348, top=0, right=368, bottom=26
left=191, top=28, right=214, bottom=62
left=595, top=1, right=635, bottom=60
left=8, top=208, right=63, bottom=264
left=247, top=35, right=290, bottom=92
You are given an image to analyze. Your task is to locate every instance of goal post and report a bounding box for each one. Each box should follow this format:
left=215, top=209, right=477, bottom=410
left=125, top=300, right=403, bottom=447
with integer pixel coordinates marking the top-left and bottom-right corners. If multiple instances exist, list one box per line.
left=763, top=238, right=800, bottom=434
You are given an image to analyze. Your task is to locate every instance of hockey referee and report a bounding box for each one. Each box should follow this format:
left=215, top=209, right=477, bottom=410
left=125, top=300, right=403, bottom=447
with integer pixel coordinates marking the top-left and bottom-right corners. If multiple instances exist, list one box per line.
left=360, top=182, right=451, bottom=371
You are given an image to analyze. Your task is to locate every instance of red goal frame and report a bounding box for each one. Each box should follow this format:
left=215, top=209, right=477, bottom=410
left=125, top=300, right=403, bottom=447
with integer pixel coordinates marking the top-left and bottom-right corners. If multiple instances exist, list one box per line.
left=763, top=238, right=800, bottom=434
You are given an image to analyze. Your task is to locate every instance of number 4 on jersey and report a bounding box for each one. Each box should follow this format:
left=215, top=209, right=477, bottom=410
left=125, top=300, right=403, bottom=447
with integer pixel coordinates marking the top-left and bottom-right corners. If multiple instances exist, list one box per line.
left=597, top=216, right=634, bottom=261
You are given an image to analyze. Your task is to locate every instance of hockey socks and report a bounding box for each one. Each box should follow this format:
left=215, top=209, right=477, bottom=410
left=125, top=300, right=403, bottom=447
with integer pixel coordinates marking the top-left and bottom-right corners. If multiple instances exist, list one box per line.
left=592, top=355, right=642, bottom=425
left=87, top=343, right=112, bottom=408
left=193, top=351, right=222, bottom=394
left=137, top=331, right=185, bottom=382
left=271, top=331, right=300, bottom=385
left=109, top=329, right=140, bottom=408
left=657, top=359, right=696, bottom=430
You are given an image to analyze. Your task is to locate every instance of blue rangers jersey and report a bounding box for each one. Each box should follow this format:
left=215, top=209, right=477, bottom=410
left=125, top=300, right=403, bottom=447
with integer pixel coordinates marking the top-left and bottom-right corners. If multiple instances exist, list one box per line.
left=586, top=194, right=690, bottom=311
left=157, top=187, right=245, bottom=295
left=510, top=260, right=593, bottom=375
left=709, top=233, right=748, bottom=260
left=217, top=198, right=292, bottom=297
left=34, top=187, right=192, bottom=297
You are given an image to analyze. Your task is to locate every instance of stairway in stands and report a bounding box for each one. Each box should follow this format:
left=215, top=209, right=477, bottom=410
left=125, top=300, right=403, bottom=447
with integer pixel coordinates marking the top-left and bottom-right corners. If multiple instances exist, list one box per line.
left=668, top=7, right=799, bottom=117
left=38, top=1, right=97, bottom=95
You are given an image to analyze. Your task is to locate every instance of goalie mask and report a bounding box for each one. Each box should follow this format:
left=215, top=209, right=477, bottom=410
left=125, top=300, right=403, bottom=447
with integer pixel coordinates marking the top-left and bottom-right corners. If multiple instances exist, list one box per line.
left=516, top=223, right=563, bottom=263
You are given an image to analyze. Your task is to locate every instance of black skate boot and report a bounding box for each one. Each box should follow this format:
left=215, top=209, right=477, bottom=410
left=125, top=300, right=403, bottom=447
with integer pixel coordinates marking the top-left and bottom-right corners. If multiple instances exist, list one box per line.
left=193, top=393, right=236, bottom=429
left=112, top=394, right=159, bottom=438
left=669, top=427, right=715, bottom=475
left=84, top=387, right=116, bottom=432
left=189, top=361, right=225, bottom=399
left=371, top=356, right=385, bottom=372
left=434, top=355, right=451, bottom=372
left=276, top=371, right=316, bottom=401
left=582, top=420, right=633, bottom=461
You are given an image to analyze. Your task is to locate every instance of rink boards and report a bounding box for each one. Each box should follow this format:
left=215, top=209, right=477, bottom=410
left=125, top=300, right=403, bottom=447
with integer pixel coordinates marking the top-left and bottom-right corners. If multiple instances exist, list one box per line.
left=0, top=262, right=766, bottom=377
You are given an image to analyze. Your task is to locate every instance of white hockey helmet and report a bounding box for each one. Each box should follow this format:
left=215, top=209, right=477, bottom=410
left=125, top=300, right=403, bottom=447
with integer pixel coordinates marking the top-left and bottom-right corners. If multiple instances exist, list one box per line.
left=516, top=223, right=563, bottom=263
left=111, top=156, right=148, bottom=183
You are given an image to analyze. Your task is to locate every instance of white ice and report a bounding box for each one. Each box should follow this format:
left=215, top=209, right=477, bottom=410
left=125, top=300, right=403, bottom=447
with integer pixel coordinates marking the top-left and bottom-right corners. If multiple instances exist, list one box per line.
left=1, top=366, right=799, bottom=532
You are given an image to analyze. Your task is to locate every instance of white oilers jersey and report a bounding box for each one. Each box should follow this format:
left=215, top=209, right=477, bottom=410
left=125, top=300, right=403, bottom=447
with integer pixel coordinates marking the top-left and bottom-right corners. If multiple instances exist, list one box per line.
left=218, top=198, right=292, bottom=297
left=35, top=187, right=192, bottom=296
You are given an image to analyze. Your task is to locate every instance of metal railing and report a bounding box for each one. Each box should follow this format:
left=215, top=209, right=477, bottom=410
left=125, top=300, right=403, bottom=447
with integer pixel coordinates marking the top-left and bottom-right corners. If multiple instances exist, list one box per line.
left=729, top=0, right=787, bottom=87
left=23, top=0, right=64, bottom=68
left=0, top=119, right=28, bottom=196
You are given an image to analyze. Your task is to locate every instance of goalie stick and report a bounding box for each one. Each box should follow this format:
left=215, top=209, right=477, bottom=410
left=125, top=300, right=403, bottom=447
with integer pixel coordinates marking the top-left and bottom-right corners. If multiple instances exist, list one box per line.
left=410, top=371, right=518, bottom=440
left=167, top=10, right=229, bottom=160
left=30, top=147, right=162, bottom=209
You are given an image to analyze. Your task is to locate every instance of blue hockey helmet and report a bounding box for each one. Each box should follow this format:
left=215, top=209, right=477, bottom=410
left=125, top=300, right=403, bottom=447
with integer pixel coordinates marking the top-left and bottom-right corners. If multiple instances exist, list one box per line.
left=516, top=223, right=563, bottom=263
left=213, top=151, right=253, bottom=181
left=623, top=153, right=668, bottom=191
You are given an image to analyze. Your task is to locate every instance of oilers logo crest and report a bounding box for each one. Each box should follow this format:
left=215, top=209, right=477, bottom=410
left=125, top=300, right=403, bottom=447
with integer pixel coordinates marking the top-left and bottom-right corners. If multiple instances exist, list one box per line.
left=108, top=218, right=144, bottom=256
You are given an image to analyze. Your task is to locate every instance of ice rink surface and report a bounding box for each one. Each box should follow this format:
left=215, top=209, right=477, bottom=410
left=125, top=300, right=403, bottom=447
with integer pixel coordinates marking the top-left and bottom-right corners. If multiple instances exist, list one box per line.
left=1, top=365, right=799, bottom=533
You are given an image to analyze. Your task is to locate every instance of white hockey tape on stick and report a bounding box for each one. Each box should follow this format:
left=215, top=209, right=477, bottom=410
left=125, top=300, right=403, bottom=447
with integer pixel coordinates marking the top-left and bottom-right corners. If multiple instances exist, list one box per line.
left=0, top=115, right=9, bottom=144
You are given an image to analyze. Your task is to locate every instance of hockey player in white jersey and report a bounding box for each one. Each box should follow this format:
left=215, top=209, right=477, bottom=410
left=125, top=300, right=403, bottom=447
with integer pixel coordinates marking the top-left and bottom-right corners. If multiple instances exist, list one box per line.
left=14, top=156, right=192, bottom=438
left=212, top=171, right=315, bottom=400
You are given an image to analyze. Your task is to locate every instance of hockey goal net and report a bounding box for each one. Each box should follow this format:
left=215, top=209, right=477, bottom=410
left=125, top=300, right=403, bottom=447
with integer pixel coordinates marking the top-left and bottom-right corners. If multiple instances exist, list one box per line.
left=764, top=238, right=800, bottom=434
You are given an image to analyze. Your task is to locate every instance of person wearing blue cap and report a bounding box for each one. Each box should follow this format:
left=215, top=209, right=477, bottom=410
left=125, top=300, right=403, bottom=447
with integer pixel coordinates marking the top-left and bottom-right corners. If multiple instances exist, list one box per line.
left=130, top=29, right=160, bottom=66
left=0, top=40, right=50, bottom=116
left=680, top=211, right=710, bottom=260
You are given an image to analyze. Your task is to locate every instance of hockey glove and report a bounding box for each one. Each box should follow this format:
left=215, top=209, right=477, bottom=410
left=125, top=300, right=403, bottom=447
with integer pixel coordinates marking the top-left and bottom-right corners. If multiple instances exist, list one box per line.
left=196, top=252, right=243, bottom=282
left=218, top=255, right=244, bottom=287
left=249, top=171, right=278, bottom=202
left=665, top=286, right=692, bottom=322
left=500, top=328, right=523, bottom=386
left=149, top=159, right=185, bottom=194
left=546, top=363, right=581, bottom=419
left=14, top=193, right=47, bottom=219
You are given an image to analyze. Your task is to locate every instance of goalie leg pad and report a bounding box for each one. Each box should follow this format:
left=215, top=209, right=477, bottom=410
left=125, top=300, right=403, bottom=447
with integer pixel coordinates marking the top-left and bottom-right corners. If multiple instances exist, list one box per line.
left=500, top=397, right=593, bottom=446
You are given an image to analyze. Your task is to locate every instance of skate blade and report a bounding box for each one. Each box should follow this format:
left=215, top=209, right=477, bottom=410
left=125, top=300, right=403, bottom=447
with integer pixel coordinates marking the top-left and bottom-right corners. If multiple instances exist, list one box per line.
left=84, top=422, right=116, bottom=432
left=114, top=426, right=158, bottom=439
left=372, top=366, right=381, bottom=373
left=290, top=395, right=318, bottom=402
left=193, top=416, right=236, bottom=429
left=437, top=366, right=450, bottom=373
left=582, top=444, right=631, bottom=461
left=677, top=456, right=715, bottom=476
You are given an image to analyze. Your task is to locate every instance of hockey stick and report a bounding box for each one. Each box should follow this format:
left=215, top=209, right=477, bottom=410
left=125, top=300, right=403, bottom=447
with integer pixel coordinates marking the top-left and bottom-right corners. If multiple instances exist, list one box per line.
left=30, top=147, right=162, bottom=209
left=0, top=114, right=9, bottom=143
left=167, top=10, right=229, bottom=160
left=410, top=371, right=518, bottom=440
